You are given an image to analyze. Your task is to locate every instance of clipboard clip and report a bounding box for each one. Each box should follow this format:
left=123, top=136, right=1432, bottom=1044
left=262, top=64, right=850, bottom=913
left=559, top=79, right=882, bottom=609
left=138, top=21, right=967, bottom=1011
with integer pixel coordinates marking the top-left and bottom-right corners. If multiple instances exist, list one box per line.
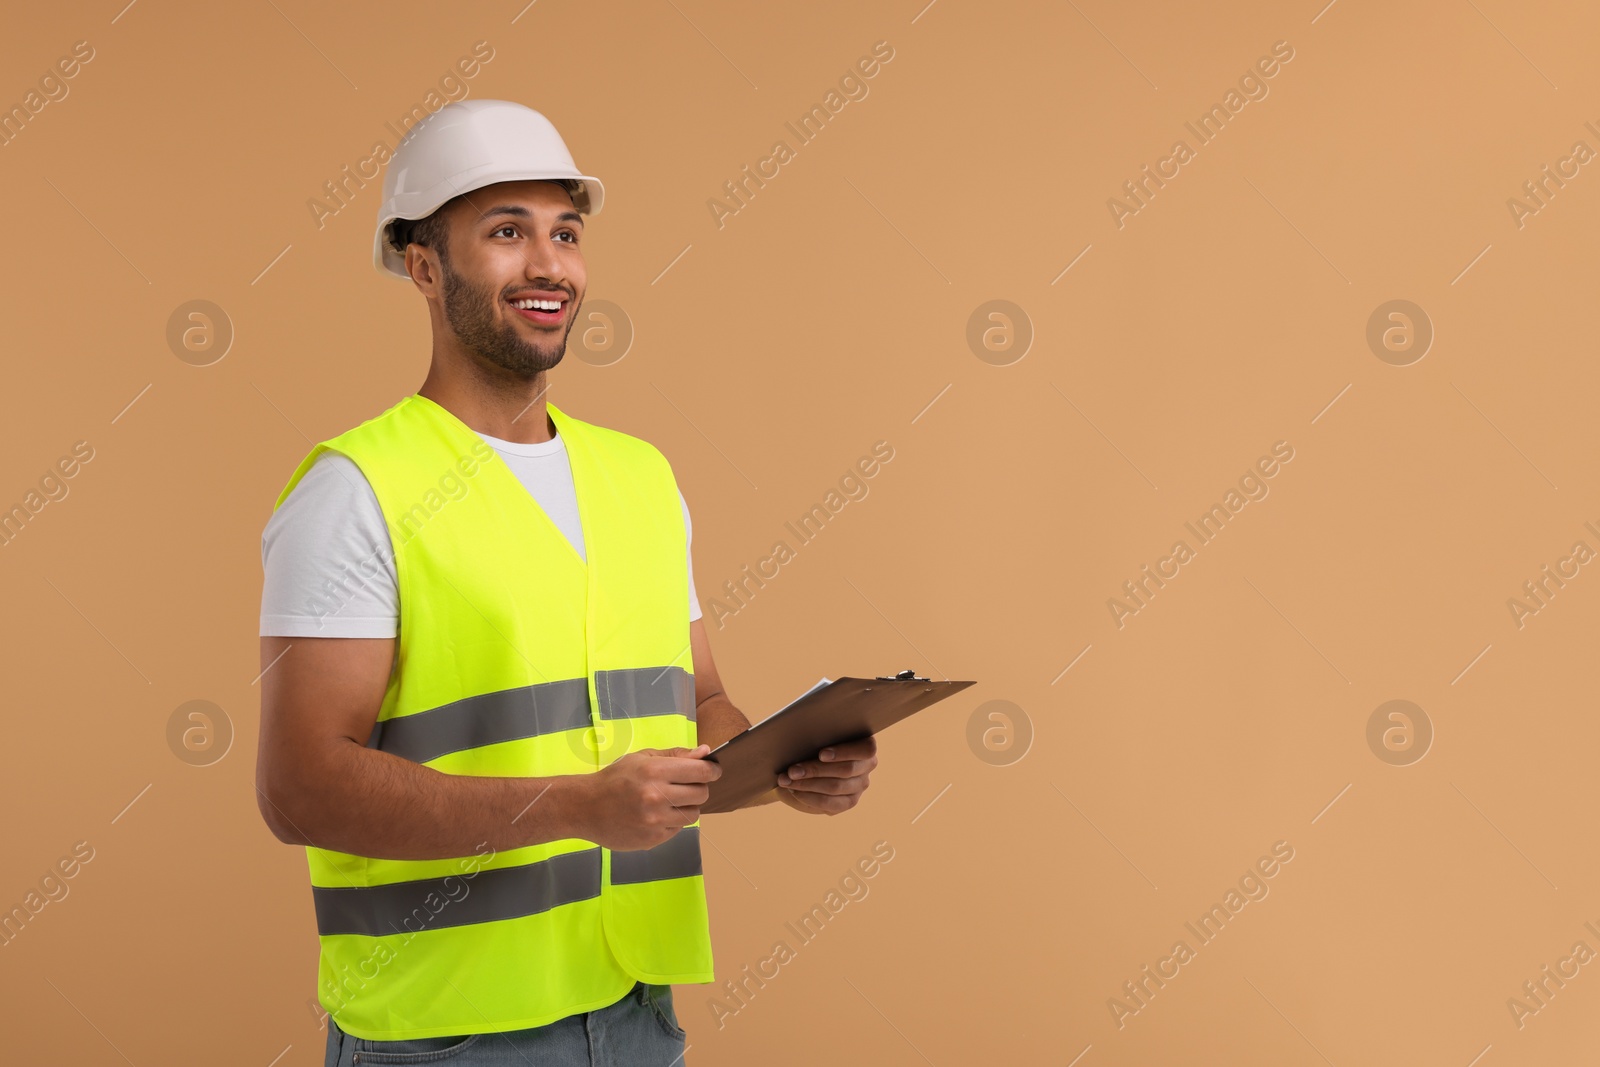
left=875, top=669, right=929, bottom=682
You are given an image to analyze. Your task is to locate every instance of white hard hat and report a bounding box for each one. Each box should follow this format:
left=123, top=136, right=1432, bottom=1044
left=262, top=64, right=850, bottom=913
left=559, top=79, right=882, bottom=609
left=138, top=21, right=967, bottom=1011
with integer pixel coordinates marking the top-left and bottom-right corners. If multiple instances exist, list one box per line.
left=373, top=100, right=605, bottom=279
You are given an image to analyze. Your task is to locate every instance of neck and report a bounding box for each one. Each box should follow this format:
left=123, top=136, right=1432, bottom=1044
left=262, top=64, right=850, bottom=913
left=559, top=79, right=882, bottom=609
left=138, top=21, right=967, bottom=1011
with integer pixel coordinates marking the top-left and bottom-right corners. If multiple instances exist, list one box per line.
left=417, top=361, right=556, bottom=444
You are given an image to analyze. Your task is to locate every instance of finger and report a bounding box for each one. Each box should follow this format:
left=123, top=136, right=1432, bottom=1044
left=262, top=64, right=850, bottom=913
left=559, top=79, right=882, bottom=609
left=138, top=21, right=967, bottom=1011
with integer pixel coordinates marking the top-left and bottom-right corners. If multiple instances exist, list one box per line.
left=659, top=756, right=722, bottom=782
left=781, top=787, right=855, bottom=815
left=778, top=772, right=868, bottom=796
left=656, top=782, right=706, bottom=810
left=817, top=737, right=876, bottom=763
left=641, top=811, right=694, bottom=833
left=657, top=780, right=710, bottom=804
left=782, top=757, right=872, bottom=781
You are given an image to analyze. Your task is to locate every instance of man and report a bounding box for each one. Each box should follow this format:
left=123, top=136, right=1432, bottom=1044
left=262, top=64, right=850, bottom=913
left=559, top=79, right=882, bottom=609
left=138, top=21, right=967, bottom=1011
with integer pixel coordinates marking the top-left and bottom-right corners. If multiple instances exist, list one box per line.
left=255, top=100, right=878, bottom=1066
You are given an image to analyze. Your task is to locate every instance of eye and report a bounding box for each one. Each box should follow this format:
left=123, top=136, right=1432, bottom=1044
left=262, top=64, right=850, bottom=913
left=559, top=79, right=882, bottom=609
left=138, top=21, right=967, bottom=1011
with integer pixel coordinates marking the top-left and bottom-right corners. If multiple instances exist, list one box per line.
left=554, top=230, right=579, bottom=244
left=492, top=225, right=519, bottom=239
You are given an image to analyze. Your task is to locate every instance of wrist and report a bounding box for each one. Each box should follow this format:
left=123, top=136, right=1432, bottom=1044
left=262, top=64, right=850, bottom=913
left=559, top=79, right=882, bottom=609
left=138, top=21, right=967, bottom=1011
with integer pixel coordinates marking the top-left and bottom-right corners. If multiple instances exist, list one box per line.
left=521, top=772, right=594, bottom=848
left=568, top=772, right=603, bottom=843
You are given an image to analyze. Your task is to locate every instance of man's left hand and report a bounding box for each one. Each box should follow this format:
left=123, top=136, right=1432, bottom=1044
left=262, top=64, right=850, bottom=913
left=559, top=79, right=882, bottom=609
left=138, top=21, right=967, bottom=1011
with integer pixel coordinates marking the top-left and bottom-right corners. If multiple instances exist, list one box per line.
left=775, top=736, right=877, bottom=815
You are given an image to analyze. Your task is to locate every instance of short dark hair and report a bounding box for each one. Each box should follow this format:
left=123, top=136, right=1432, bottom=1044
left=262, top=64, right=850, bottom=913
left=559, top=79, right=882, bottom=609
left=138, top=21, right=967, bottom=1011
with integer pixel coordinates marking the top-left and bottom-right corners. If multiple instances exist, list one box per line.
left=392, top=195, right=462, bottom=265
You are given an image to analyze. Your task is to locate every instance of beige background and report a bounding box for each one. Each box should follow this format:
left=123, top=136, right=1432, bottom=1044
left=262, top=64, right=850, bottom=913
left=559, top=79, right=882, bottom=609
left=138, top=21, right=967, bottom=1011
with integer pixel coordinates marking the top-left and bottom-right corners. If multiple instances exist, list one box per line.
left=2, top=0, right=1598, bottom=1063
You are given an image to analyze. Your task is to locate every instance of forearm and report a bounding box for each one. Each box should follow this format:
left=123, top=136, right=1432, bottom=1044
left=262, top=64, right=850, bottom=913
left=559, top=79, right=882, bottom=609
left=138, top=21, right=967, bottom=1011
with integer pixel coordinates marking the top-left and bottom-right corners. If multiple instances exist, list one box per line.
left=262, top=740, right=594, bottom=861
left=696, top=693, right=783, bottom=808
left=696, top=691, right=752, bottom=750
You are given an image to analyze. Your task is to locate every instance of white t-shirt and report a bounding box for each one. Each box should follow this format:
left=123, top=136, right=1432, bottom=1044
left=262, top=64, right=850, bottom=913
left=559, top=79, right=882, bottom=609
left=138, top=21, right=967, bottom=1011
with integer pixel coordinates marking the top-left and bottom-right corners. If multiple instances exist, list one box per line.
left=260, top=426, right=700, bottom=638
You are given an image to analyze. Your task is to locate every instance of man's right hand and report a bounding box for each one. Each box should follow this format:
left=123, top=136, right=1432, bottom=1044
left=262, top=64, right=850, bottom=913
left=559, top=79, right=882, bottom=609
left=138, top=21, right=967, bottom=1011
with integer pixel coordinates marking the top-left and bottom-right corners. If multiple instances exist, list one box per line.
left=580, top=744, right=722, bottom=852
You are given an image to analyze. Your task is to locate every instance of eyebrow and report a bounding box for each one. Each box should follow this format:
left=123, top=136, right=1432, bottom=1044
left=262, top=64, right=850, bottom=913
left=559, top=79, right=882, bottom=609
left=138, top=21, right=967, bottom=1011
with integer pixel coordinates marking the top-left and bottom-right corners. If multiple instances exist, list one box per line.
left=476, top=205, right=584, bottom=227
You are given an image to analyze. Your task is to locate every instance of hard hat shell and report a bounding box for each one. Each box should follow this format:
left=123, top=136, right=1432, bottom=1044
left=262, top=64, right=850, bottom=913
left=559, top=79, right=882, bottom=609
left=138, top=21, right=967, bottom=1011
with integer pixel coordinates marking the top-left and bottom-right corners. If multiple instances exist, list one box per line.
left=373, top=100, right=605, bottom=279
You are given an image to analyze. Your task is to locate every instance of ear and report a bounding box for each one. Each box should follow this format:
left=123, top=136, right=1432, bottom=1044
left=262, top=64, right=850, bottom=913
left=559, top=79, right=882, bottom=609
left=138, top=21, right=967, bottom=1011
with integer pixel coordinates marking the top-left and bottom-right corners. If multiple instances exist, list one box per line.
left=406, top=243, right=442, bottom=294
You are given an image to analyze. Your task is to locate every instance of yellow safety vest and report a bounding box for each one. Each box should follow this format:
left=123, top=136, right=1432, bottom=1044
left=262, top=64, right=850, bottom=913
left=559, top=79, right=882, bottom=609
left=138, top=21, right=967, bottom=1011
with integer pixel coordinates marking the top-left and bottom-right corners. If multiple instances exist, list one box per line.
left=272, top=392, right=713, bottom=1041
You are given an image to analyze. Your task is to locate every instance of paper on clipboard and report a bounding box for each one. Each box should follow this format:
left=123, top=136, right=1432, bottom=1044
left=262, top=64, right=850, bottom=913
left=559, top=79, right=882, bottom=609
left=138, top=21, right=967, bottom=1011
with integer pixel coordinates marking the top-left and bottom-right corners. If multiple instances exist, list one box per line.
left=772, top=677, right=832, bottom=716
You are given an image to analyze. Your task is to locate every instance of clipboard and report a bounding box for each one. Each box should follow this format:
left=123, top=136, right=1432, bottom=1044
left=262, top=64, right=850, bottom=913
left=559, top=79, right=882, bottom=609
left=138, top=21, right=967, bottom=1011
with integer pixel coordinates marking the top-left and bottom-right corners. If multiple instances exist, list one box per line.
left=702, top=670, right=977, bottom=813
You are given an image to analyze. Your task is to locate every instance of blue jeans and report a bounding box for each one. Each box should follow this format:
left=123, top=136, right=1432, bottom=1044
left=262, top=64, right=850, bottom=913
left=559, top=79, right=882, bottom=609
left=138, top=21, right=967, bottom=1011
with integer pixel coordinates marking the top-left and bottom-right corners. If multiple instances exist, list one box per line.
left=322, top=982, right=688, bottom=1065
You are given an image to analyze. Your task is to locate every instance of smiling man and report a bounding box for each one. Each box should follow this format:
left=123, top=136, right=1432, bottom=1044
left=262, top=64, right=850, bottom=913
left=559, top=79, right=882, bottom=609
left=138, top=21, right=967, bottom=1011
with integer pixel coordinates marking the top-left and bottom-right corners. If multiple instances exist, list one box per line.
left=254, top=100, right=877, bottom=1067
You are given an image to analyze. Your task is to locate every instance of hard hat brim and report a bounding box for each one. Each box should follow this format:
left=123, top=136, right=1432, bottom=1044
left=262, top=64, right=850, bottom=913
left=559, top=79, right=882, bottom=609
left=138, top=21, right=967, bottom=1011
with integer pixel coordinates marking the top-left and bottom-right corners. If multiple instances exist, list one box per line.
left=373, top=169, right=605, bottom=280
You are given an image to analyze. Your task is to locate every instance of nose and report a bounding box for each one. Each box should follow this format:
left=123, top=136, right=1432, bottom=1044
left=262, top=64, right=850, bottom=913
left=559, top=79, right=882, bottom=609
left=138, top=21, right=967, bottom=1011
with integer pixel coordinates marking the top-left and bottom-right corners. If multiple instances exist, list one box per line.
left=520, top=234, right=569, bottom=287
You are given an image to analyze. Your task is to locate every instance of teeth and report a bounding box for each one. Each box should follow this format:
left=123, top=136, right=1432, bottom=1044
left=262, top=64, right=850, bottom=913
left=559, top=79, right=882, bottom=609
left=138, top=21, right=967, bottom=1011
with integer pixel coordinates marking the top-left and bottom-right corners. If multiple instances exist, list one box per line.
left=511, top=298, right=562, bottom=311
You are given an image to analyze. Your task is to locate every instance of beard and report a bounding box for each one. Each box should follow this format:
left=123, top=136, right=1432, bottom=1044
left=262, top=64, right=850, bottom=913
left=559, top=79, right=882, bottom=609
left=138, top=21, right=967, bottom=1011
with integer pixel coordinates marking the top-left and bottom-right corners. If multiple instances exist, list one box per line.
left=439, top=256, right=576, bottom=379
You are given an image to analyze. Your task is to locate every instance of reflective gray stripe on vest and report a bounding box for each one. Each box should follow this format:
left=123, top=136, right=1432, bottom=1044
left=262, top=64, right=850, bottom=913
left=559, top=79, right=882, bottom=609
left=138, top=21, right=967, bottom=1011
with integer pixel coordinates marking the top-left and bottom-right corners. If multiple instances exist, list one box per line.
left=310, top=828, right=703, bottom=937
left=613, top=826, right=703, bottom=884
left=598, top=665, right=695, bottom=722
left=312, top=846, right=602, bottom=938
left=365, top=666, right=693, bottom=765
left=364, top=678, right=590, bottom=764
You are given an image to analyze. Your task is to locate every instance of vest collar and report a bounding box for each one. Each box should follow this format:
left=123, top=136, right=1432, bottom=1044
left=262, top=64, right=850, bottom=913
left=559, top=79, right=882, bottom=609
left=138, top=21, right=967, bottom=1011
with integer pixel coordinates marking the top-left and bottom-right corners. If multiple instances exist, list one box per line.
left=407, top=390, right=571, bottom=446
left=407, top=391, right=588, bottom=574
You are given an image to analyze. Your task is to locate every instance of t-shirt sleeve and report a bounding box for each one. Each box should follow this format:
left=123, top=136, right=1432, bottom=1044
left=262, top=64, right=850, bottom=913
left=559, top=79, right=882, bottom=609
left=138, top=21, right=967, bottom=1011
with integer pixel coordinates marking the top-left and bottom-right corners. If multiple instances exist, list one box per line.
left=682, top=488, right=702, bottom=623
left=260, top=451, right=400, bottom=638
